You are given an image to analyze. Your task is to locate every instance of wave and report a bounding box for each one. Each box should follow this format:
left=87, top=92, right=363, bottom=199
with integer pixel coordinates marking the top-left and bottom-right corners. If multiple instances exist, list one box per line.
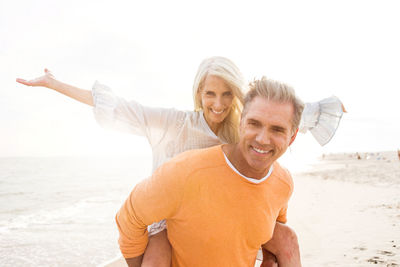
left=0, top=193, right=124, bottom=232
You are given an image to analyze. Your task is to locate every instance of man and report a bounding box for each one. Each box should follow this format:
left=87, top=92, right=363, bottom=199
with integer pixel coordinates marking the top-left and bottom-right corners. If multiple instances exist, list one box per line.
left=116, top=77, right=303, bottom=267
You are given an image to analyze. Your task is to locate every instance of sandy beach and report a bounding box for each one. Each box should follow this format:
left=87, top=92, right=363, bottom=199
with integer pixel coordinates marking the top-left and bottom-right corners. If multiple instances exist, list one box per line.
left=288, top=151, right=400, bottom=266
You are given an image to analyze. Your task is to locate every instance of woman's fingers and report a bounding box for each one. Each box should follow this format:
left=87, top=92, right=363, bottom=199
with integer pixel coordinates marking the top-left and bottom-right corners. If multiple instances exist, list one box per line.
left=44, top=69, right=55, bottom=78
left=16, top=78, right=32, bottom=86
left=341, top=103, right=347, bottom=113
left=16, top=76, right=45, bottom=87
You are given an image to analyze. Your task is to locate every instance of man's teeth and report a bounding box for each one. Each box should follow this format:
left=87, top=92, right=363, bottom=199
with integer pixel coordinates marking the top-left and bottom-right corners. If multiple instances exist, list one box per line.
left=253, top=147, right=269, bottom=154
left=212, top=109, right=224, bottom=114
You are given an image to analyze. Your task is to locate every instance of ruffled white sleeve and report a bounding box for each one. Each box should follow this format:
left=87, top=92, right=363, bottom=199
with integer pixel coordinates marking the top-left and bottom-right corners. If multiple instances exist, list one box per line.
left=299, top=95, right=344, bottom=146
left=92, top=81, right=183, bottom=146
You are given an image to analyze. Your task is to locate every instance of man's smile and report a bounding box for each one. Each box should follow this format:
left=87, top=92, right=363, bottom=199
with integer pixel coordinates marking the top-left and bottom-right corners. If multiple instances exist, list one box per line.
left=251, top=145, right=272, bottom=155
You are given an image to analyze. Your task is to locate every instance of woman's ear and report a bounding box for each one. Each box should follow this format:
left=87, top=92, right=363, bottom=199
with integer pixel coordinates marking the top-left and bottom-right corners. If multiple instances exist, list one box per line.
left=197, top=90, right=202, bottom=108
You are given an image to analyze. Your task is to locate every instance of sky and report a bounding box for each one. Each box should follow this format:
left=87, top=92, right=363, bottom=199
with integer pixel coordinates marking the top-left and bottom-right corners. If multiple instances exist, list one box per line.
left=1, top=0, right=399, bottom=163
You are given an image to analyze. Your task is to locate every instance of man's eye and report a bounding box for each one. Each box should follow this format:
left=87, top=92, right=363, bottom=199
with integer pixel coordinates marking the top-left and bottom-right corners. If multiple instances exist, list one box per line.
left=273, top=128, right=285, bottom=133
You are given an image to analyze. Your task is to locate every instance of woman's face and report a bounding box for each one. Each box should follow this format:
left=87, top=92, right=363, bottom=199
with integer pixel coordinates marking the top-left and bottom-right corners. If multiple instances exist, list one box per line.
left=199, top=75, right=234, bottom=133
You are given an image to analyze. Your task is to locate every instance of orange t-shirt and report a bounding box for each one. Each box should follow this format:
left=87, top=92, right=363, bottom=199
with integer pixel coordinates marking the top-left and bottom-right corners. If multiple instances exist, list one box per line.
left=116, top=145, right=293, bottom=267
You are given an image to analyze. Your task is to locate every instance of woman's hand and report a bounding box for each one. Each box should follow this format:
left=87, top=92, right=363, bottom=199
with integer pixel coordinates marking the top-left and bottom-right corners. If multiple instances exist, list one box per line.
left=16, top=68, right=55, bottom=88
left=16, top=69, right=94, bottom=106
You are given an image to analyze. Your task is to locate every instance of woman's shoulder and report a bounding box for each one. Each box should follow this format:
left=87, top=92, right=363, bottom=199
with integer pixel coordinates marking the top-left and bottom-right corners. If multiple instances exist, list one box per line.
left=167, top=109, right=202, bottom=125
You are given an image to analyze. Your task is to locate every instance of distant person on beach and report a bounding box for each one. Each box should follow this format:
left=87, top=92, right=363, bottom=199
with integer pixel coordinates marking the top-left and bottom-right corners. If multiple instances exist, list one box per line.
left=116, top=77, right=303, bottom=266
left=16, top=57, right=344, bottom=266
left=397, top=149, right=400, bottom=161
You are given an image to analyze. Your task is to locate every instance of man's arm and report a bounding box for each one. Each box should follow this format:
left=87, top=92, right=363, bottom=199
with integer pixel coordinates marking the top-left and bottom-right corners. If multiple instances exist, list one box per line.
left=116, top=160, right=187, bottom=260
left=260, top=247, right=278, bottom=267
left=261, top=222, right=301, bottom=267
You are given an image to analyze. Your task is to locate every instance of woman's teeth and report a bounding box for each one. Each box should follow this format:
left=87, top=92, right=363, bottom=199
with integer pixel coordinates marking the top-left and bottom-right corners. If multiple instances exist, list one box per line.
left=211, top=109, right=224, bottom=114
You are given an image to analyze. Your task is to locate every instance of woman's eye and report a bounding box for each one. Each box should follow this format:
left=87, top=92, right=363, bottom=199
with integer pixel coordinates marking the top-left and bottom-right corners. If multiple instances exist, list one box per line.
left=223, top=92, right=232, bottom=97
left=205, top=91, right=215, bottom=96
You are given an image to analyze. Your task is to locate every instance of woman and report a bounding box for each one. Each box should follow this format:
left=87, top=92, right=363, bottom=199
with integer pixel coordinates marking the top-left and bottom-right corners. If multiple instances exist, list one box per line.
left=16, top=56, right=344, bottom=266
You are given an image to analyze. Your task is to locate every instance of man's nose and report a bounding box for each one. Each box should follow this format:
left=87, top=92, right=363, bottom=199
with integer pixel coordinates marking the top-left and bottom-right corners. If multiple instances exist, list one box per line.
left=255, top=128, right=271, bottom=145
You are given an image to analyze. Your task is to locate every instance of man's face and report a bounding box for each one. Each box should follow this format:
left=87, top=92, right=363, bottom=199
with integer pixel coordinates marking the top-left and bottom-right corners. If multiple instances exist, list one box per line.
left=236, top=96, right=298, bottom=178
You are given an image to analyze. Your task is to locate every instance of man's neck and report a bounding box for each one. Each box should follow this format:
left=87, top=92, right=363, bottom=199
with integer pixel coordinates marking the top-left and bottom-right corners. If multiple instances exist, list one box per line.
left=221, top=144, right=271, bottom=180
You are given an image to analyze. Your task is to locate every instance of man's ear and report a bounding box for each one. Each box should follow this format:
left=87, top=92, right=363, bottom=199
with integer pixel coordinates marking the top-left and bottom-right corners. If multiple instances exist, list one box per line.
left=239, top=112, right=246, bottom=129
left=289, top=128, right=299, bottom=146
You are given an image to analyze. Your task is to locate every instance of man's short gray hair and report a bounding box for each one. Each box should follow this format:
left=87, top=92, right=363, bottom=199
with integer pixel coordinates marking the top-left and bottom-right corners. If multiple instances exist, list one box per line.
left=242, top=77, right=304, bottom=133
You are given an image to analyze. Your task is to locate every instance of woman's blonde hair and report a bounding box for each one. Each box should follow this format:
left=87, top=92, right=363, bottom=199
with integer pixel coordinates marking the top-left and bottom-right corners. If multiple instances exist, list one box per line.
left=193, top=56, right=247, bottom=144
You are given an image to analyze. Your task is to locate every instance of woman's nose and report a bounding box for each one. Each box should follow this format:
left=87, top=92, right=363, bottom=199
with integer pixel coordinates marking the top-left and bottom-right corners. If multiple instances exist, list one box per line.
left=213, top=96, right=224, bottom=109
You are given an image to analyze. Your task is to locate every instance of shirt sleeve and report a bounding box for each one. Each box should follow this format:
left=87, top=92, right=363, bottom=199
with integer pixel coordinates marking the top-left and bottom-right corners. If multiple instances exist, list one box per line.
left=299, top=101, right=320, bottom=133
left=276, top=205, right=288, bottom=223
left=92, top=81, right=185, bottom=146
left=115, top=158, right=188, bottom=258
left=299, top=96, right=345, bottom=146
left=276, top=166, right=294, bottom=224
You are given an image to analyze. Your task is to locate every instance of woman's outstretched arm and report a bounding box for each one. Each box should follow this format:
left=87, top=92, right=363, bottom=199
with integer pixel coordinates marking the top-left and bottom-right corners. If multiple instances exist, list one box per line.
left=16, top=69, right=93, bottom=106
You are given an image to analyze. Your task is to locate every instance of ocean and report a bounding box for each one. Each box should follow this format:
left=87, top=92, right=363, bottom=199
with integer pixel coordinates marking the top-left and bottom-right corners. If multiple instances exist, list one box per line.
left=0, top=156, right=151, bottom=267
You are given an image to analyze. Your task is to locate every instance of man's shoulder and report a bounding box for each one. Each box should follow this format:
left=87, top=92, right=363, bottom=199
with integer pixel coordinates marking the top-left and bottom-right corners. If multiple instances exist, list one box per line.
left=173, top=145, right=223, bottom=164
left=162, top=145, right=225, bottom=174
left=271, top=162, right=294, bottom=191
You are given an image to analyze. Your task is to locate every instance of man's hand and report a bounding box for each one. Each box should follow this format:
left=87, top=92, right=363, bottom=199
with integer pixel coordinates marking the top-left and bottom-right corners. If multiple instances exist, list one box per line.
left=260, top=247, right=278, bottom=267
left=125, top=255, right=143, bottom=267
